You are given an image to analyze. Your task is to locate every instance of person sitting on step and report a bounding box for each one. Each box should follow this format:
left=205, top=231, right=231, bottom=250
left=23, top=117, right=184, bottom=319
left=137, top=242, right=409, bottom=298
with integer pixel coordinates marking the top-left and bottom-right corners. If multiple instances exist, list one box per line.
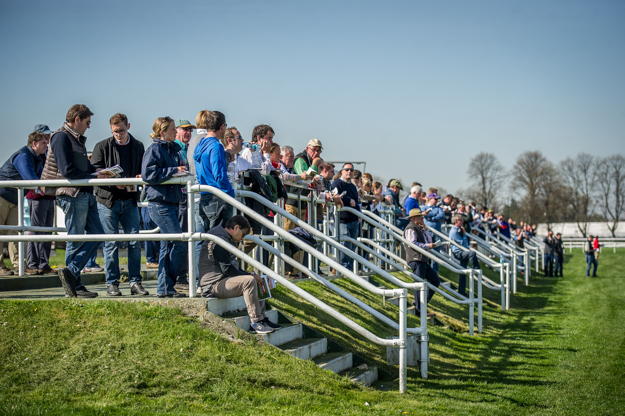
left=198, top=215, right=281, bottom=335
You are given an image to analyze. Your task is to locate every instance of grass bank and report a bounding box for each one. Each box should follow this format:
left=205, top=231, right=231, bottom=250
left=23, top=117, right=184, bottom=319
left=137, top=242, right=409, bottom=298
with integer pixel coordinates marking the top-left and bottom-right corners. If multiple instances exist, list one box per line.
left=1, top=250, right=624, bottom=415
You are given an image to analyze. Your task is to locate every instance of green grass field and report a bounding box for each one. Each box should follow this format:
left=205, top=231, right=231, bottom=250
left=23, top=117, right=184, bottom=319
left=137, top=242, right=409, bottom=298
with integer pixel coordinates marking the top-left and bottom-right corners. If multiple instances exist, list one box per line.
left=1, top=249, right=623, bottom=415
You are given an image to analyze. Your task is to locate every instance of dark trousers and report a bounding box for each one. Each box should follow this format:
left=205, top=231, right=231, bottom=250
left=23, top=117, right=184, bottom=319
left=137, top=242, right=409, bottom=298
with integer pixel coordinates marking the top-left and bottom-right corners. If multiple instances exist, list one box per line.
left=544, top=253, right=554, bottom=276
left=409, top=261, right=440, bottom=311
left=452, top=250, right=481, bottom=296
left=26, top=199, right=55, bottom=270
left=554, top=255, right=563, bottom=276
left=176, top=200, right=189, bottom=284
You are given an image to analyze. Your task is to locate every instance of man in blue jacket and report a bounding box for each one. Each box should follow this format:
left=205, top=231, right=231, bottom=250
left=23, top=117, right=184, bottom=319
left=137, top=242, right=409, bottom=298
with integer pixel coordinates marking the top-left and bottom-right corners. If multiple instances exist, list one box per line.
left=192, top=110, right=233, bottom=283
left=423, top=193, right=445, bottom=272
left=40, top=104, right=106, bottom=298
left=0, top=131, right=50, bottom=275
left=449, top=214, right=481, bottom=296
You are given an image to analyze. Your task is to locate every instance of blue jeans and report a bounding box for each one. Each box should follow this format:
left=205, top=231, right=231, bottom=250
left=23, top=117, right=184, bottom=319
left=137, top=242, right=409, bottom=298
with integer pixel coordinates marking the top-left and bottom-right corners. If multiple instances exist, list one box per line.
left=56, top=193, right=104, bottom=288
left=149, top=202, right=187, bottom=295
left=339, top=221, right=360, bottom=270
left=194, top=194, right=234, bottom=281
left=141, top=206, right=159, bottom=263
left=586, top=254, right=598, bottom=276
left=554, top=255, right=563, bottom=276
left=452, top=250, right=481, bottom=296
left=98, top=200, right=142, bottom=286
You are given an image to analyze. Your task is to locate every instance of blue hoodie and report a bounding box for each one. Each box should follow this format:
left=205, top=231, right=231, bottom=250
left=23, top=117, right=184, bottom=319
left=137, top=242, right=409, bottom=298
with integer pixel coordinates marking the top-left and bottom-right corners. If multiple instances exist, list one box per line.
left=193, top=136, right=234, bottom=197
left=141, top=139, right=183, bottom=205
left=424, top=205, right=445, bottom=231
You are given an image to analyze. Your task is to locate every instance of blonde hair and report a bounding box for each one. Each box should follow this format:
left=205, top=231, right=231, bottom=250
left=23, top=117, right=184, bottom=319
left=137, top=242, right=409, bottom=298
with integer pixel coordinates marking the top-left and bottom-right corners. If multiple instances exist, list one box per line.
left=195, top=110, right=226, bottom=131
left=150, top=116, right=174, bottom=139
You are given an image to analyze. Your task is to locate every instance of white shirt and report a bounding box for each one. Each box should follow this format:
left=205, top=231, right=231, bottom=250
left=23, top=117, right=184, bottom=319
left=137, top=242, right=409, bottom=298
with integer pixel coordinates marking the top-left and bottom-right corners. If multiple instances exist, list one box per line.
left=240, top=147, right=272, bottom=175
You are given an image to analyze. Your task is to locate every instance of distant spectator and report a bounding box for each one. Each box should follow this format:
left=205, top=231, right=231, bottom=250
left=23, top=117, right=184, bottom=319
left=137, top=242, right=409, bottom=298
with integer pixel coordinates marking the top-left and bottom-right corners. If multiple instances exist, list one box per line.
left=593, top=236, right=600, bottom=260
left=584, top=235, right=598, bottom=277
left=423, top=193, right=445, bottom=273
left=331, top=163, right=360, bottom=271
left=403, top=185, right=421, bottom=214
left=449, top=214, right=481, bottom=296
left=497, top=215, right=511, bottom=239
left=404, top=208, right=440, bottom=317
left=554, top=233, right=564, bottom=277
left=543, top=230, right=555, bottom=277
left=284, top=139, right=322, bottom=231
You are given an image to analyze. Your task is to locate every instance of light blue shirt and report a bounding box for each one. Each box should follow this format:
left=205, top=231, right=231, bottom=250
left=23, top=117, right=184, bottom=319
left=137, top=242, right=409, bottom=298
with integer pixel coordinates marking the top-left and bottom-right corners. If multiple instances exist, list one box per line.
left=449, top=225, right=468, bottom=255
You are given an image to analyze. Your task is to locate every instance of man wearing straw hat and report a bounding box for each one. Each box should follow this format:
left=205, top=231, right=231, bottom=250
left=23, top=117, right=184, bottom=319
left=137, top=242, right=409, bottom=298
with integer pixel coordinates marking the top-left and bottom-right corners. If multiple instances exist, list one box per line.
left=404, top=208, right=441, bottom=317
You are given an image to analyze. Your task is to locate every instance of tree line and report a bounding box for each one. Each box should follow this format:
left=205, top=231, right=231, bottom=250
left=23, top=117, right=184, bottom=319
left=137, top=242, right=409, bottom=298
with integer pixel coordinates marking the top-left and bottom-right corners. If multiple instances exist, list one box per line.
left=460, top=151, right=625, bottom=237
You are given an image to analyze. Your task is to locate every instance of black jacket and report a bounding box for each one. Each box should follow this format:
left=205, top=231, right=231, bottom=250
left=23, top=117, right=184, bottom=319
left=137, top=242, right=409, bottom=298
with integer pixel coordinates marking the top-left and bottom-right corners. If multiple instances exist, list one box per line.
left=91, top=134, right=145, bottom=208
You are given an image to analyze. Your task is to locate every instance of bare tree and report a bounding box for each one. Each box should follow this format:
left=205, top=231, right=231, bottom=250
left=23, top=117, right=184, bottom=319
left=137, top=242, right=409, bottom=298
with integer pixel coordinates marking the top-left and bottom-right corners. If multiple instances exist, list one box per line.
left=596, top=154, right=625, bottom=237
left=466, top=152, right=507, bottom=211
left=539, top=163, right=566, bottom=230
left=560, top=153, right=597, bottom=237
left=510, top=151, right=550, bottom=225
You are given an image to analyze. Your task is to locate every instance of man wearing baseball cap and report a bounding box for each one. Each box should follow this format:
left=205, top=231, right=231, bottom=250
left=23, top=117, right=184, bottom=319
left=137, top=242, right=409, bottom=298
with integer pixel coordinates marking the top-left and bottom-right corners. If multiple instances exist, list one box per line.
left=404, top=208, right=440, bottom=317
left=172, top=119, right=195, bottom=290
left=383, top=179, right=406, bottom=226
left=283, top=139, right=322, bottom=231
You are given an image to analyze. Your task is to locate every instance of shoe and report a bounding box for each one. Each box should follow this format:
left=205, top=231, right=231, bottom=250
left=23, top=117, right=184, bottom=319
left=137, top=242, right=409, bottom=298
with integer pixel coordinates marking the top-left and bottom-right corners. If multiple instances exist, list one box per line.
left=174, top=283, right=189, bottom=291
left=76, top=287, right=99, bottom=298
left=156, top=291, right=187, bottom=298
left=39, top=265, right=54, bottom=274
left=146, top=262, right=159, bottom=269
left=58, top=268, right=77, bottom=297
left=250, top=321, right=274, bottom=334
left=0, top=267, right=14, bottom=276
left=427, top=313, right=437, bottom=319
left=83, top=266, right=104, bottom=273
left=262, top=318, right=282, bottom=330
left=130, top=283, right=149, bottom=296
left=196, top=287, right=202, bottom=295
left=25, top=268, right=42, bottom=275
left=106, top=284, right=122, bottom=296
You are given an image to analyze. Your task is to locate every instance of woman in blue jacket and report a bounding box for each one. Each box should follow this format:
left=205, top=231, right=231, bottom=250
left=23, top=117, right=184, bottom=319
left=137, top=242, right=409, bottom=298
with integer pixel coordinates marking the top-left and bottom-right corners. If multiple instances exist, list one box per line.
left=141, top=117, right=188, bottom=297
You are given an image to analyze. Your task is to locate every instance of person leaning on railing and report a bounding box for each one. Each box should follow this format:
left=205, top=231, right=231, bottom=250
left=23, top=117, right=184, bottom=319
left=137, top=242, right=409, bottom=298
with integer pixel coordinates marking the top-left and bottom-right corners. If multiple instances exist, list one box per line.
left=0, top=130, right=51, bottom=275
left=404, top=208, right=440, bottom=318
left=41, top=104, right=107, bottom=298
left=141, top=116, right=188, bottom=298
left=449, top=214, right=481, bottom=297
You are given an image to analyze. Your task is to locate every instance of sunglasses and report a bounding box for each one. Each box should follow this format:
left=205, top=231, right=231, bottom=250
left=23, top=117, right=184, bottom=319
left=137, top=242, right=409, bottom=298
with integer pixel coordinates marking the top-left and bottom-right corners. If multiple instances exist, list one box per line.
left=343, top=168, right=353, bottom=171
left=181, top=127, right=193, bottom=132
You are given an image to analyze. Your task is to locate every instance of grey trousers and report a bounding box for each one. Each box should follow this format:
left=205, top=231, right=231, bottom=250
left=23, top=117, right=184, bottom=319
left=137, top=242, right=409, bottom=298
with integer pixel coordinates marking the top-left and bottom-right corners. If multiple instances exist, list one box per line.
left=209, top=274, right=267, bottom=323
left=27, top=199, right=55, bottom=269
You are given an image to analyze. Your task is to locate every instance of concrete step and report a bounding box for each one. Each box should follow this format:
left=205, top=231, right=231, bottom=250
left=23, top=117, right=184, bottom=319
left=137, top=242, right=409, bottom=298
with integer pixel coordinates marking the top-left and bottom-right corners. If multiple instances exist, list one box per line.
left=259, top=323, right=303, bottom=346
left=279, top=337, right=327, bottom=360
left=313, top=352, right=353, bottom=374
left=341, top=366, right=379, bottom=387
left=205, top=296, right=247, bottom=316
left=228, top=310, right=279, bottom=332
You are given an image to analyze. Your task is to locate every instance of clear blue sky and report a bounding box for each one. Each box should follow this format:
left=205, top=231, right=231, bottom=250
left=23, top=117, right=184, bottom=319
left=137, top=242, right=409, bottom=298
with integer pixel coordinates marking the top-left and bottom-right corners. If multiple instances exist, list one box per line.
left=1, top=0, right=623, bottom=195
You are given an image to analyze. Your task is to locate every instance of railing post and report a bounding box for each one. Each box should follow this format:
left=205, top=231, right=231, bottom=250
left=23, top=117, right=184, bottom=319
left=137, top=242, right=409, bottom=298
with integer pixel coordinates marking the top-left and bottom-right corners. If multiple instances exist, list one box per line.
left=399, top=288, right=407, bottom=393
left=512, top=250, right=517, bottom=294
left=477, top=271, right=483, bottom=334
left=505, top=262, right=510, bottom=310
left=17, top=187, right=24, bottom=276
left=419, top=286, right=428, bottom=379
left=469, top=270, right=474, bottom=336
left=500, top=257, right=505, bottom=311
left=187, top=179, right=196, bottom=298
left=526, top=250, right=531, bottom=285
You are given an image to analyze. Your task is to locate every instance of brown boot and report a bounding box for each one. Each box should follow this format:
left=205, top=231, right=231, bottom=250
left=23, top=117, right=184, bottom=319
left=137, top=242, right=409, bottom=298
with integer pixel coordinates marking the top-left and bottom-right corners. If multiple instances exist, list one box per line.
left=0, top=267, right=14, bottom=276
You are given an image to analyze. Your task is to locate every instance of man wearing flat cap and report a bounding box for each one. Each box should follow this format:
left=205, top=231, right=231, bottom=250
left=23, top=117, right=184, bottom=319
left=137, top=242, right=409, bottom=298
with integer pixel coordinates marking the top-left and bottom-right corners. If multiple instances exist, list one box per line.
left=404, top=208, right=440, bottom=317
left=172, top=119, right=195, bottom=291
left=283, top=139, right=322, bottom=231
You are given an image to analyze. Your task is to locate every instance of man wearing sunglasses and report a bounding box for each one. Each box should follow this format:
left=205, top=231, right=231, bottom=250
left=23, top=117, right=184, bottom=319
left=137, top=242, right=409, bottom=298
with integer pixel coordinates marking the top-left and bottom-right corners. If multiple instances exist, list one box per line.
left=331, top=163, right=361, bottom=271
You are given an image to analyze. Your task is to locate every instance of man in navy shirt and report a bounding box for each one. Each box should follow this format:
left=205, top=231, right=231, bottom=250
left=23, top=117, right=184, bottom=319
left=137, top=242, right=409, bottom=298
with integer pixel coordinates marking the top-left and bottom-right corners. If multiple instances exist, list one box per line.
left=331, top=163, right=361, bottom=271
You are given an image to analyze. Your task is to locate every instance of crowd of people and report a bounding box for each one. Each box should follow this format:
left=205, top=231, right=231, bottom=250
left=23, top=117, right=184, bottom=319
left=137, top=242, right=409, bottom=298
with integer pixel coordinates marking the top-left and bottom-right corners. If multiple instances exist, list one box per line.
left=0, top=104, right=570, bottom=333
